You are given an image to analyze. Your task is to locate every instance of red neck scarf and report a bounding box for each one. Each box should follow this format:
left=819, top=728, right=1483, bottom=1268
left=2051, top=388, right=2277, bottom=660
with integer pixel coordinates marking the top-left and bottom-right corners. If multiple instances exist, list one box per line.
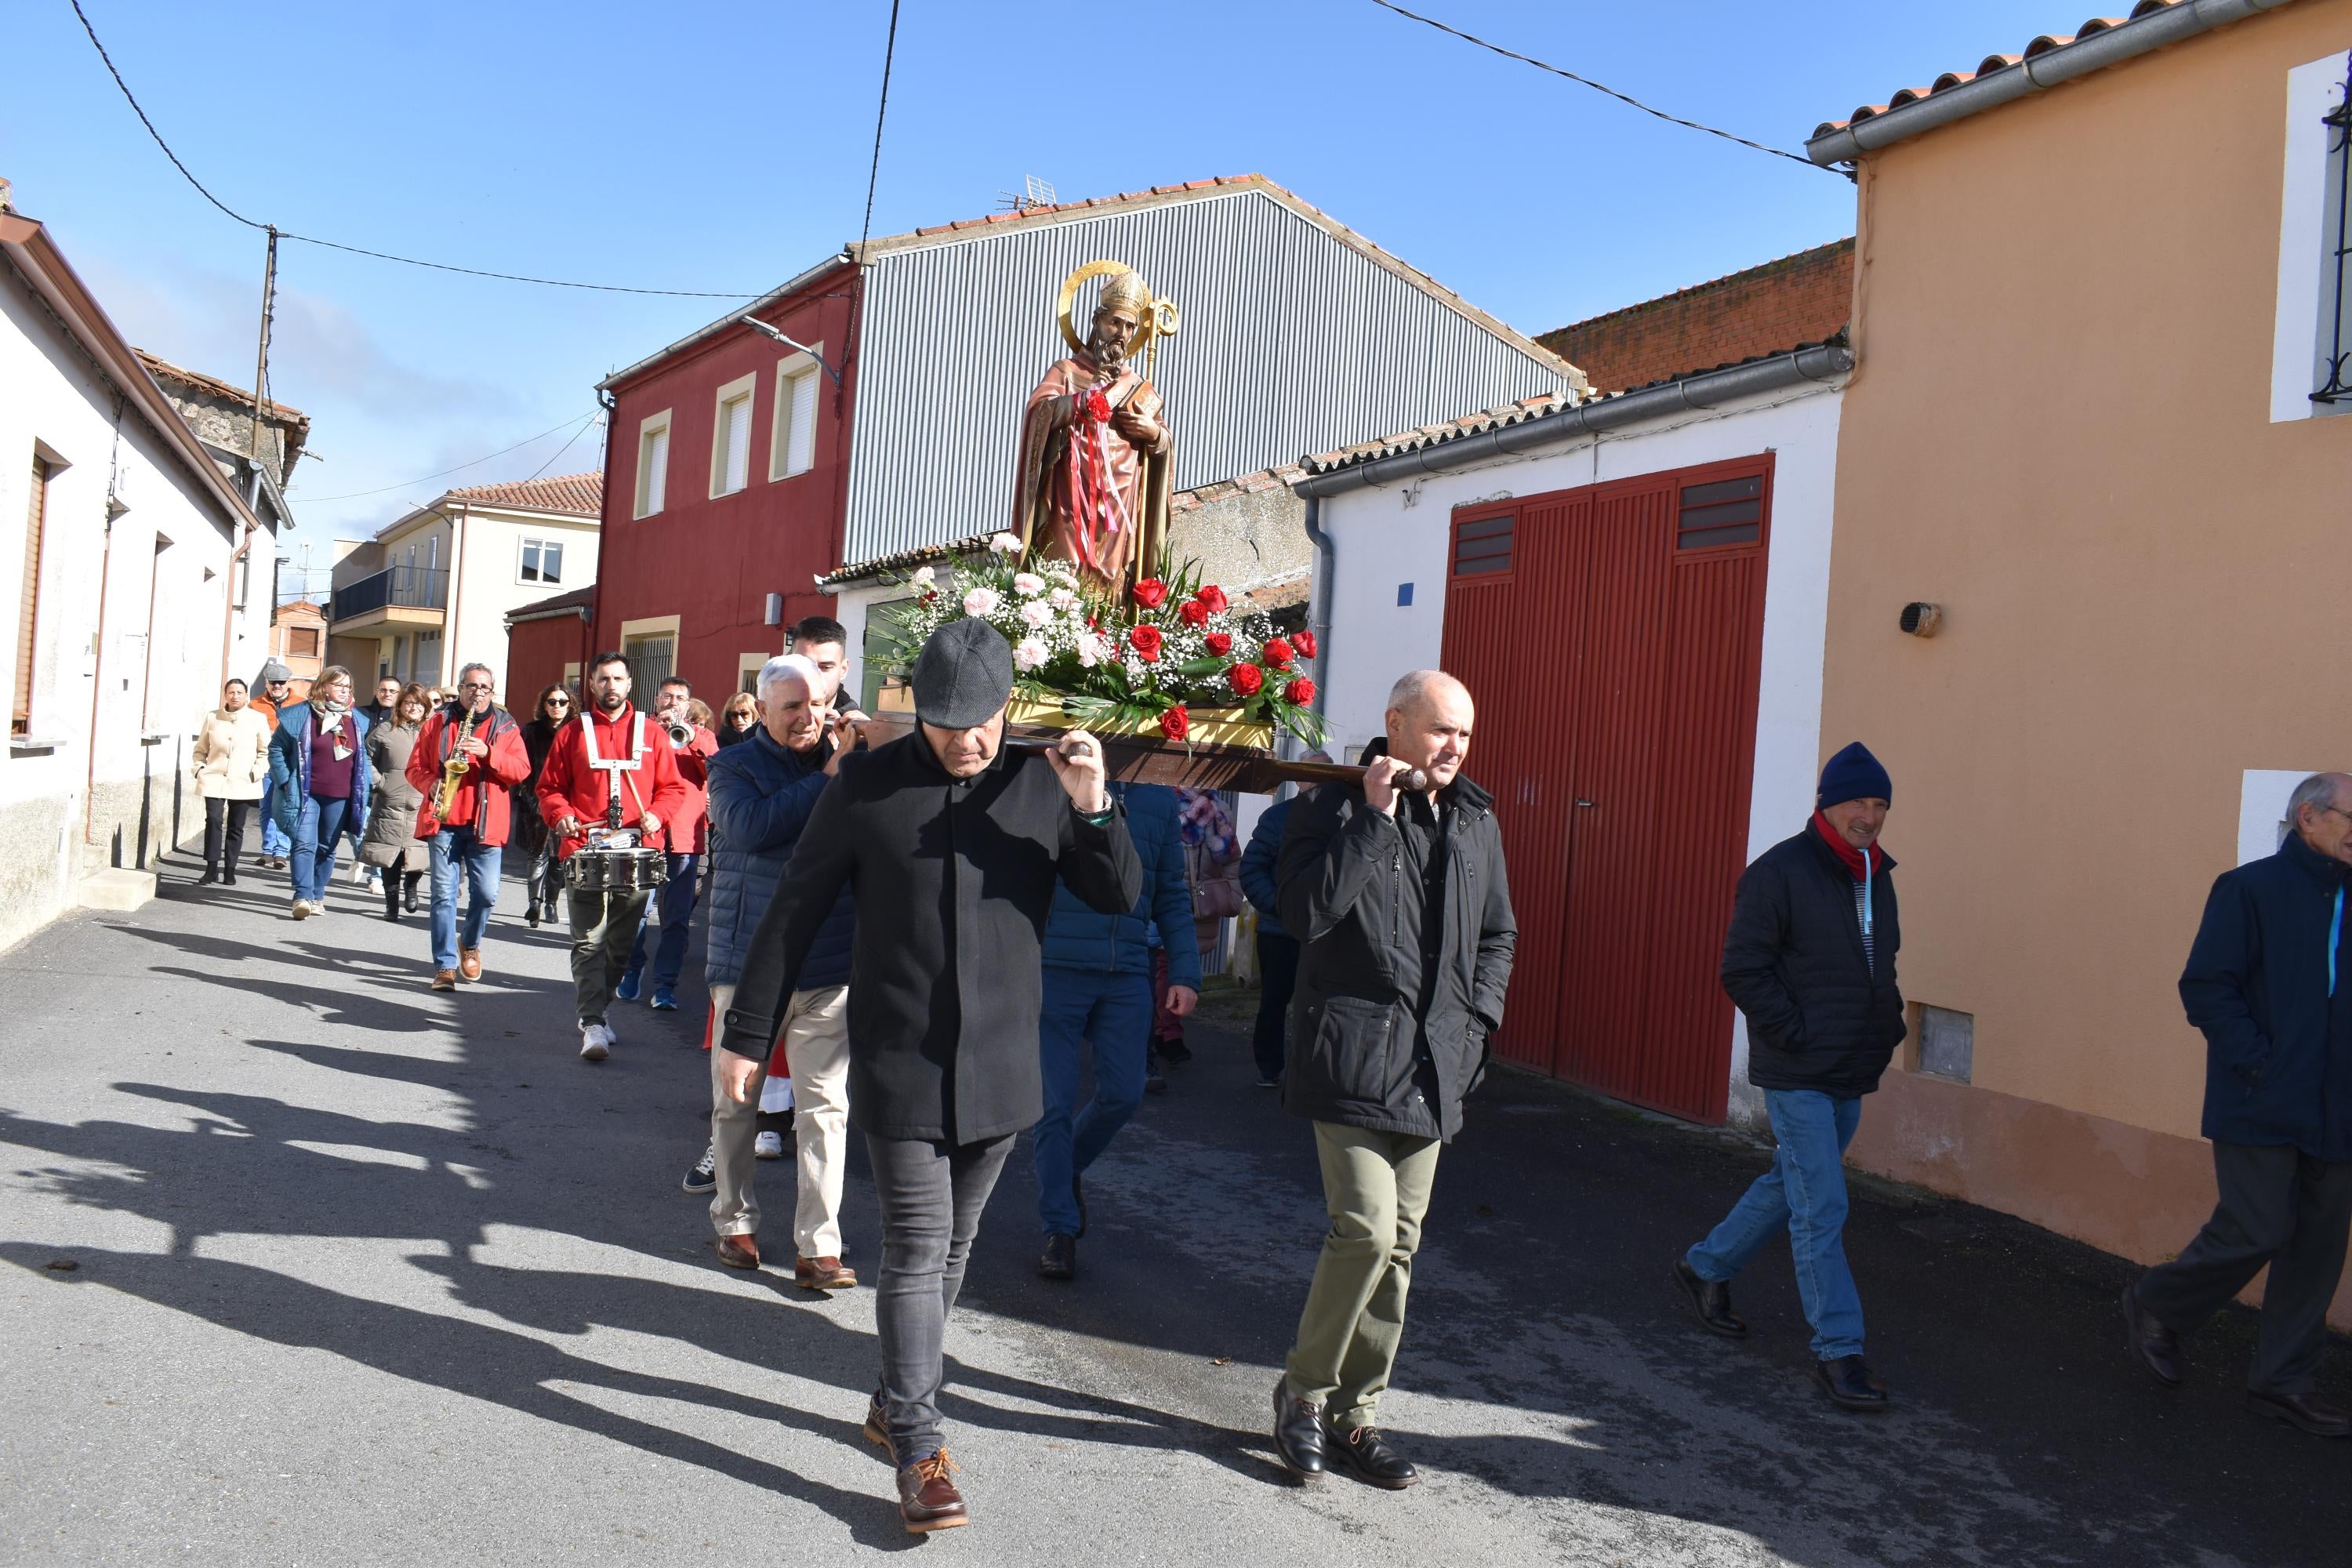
left=1812, top=809, right=1878, bottom=880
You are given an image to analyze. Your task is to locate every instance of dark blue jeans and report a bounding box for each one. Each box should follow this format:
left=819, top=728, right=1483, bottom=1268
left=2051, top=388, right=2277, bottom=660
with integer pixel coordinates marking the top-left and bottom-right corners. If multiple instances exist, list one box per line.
left=1251, top=930, right=1301, bottom=1082
left=289, top=795, right=351, bottom=902
left=428, top=827, right=502, bottom=970
left=623, top=851, right=700, bottom=993
left=1686, top=1088, right=1866, bottom=1361
left=1033, top=967, right=1154, bottom=1236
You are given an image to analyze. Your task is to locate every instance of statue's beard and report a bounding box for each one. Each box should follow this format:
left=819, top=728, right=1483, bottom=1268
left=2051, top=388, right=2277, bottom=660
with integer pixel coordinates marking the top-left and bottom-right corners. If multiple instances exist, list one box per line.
left=1087, top=331, right=1126, bottom=370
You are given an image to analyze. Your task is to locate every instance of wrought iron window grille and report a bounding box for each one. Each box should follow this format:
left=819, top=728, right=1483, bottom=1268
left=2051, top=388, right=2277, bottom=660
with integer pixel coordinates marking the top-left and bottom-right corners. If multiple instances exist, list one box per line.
left=2314, top=53, right=2352, bottom=405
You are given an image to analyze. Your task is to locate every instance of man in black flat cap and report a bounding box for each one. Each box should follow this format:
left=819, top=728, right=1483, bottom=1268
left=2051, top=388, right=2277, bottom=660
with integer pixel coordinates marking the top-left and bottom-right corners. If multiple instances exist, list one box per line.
left=716, top=617, right=1141, bottom=1535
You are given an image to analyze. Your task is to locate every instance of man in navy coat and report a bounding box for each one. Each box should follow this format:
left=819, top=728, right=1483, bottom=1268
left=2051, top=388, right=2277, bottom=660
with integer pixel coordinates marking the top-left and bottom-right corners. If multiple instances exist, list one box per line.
left=2125, top=771, right=2352, bottom=1437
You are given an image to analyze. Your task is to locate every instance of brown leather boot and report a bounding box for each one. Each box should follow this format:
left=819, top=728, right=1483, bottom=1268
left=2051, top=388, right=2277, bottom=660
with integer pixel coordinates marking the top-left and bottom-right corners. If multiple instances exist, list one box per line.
left=458, top=947, right=483, bottom=982
left=895, top=1449, right=968, bottom=1533
left=430, top=969, right=458, bottom=992
left=796, top=1255, right=857, bottom=1291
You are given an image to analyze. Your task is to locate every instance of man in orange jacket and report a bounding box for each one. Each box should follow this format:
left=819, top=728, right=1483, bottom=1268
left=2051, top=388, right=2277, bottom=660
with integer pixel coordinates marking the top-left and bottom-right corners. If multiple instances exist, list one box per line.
left=406, top=662, right=533, bottom=992
left=536, top=650, right=691, bottom=1062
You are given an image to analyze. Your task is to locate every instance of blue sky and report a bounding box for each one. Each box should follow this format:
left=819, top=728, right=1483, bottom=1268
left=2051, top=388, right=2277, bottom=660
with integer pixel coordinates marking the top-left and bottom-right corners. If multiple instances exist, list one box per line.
left=9, top=0, right=2075, bottom=593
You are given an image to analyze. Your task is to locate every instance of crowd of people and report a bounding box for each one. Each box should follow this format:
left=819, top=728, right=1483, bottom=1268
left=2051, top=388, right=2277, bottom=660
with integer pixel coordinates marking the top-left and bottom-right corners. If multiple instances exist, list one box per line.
left=184, top=610, right=2352, bottom=1533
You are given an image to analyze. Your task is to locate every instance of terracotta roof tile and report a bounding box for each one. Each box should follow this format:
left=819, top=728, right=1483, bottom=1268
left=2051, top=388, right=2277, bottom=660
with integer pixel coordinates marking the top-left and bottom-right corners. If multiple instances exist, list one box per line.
left=1811, top=1, right=2212, bottom=141
left=441, top=471, right=603, bottom=516
left=132, top=348, right=307, bottom=423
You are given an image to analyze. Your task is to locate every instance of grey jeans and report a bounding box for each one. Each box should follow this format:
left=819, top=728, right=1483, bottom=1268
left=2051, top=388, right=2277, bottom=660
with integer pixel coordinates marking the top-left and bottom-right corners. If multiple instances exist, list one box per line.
left=866, top=1131, right=1014, bottom=1461
left=567, top=886, right=651, bottom=1025
left=2138, top=1141, right=2352, bottom=1396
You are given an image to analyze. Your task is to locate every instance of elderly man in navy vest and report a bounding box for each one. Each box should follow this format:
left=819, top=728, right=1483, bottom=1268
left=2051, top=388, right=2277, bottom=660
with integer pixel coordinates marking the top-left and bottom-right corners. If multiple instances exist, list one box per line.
left=2124, top=771, right=2352, bottom=1438
left=1673, top=742, right=1905, bottom=1413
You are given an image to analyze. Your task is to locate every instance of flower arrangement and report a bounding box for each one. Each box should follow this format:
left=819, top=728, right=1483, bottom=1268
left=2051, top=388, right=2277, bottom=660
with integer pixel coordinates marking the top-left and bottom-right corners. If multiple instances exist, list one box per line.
left=876, top=532, right=1326, bottom=747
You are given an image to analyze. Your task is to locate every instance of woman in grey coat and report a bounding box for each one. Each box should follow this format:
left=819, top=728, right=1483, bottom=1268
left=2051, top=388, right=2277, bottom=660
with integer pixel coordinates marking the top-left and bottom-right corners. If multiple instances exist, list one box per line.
left=361, top=683, right=433, bottom=921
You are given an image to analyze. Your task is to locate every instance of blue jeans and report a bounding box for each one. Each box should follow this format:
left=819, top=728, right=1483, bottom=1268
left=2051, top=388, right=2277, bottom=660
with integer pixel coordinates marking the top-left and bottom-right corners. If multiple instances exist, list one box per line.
left=1687, top=1088, right=1866, bottom=1361
left=1033, top=968, right=1155, bottom=1236
left=429, top=828, right=503, bottom=970
left=622, top=852, right=699, bottom=992
left=259, top=776, right=291, bottom=856
left=289, top=795, right=351, bottom=902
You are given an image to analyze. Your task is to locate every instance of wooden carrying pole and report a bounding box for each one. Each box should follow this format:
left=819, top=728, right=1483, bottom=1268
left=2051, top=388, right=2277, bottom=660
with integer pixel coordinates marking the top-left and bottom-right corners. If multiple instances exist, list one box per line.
left=848, top=710, right=1364, bottom=796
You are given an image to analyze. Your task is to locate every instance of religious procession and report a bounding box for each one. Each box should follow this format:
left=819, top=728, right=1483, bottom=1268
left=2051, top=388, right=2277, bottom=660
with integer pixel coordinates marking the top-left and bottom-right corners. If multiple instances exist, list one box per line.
left=12, top=2, right=2352, bottom=1563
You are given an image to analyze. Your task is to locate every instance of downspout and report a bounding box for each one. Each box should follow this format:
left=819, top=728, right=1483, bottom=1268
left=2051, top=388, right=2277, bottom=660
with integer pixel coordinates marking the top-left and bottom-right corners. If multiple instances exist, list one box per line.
left=444, top=501, right=467, bottom=684
left=1301, top=490, right=1332, bottom=733
left=593, top=387, right=616, bottom=664
left=84, top=495, right=118, bottom=847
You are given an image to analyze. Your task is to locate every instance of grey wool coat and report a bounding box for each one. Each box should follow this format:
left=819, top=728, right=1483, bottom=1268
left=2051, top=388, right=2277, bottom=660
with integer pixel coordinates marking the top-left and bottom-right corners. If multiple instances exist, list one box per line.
left=359, top=722, right=431, bottom=866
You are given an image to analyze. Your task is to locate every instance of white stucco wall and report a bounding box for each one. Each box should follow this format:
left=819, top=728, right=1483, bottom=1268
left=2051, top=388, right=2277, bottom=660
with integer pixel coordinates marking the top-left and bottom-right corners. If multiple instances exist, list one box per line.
left=1, top=260, right=265, bottom=951
left=1316, top=381, right=1845, bottom=1120
left=453, top=508, right=601, bottom=695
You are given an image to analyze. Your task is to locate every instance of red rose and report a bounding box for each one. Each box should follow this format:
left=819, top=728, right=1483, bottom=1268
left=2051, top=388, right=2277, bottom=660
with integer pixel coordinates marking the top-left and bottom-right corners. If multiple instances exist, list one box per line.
left=1203, top=632, right=1232, bottom=656
left=1133, top=578, right=1168, bottom=608
left=1178, top=600, right=1209, bottom=627
left=1293, top=630, right=1317, bottom=659
left=1226, top=662, right=1264, bottom=696
left=1288, top=677, right=1317, bottom=706
left=921, top=590, right=938, bottom=604
left=1128, top=623, right=1163, bottom=662
left=1160, top=704, right=1189, bottom=741
left=1263, top=637, right=1295, bottom=670
left=1194, top=584, right=1229, bottom=615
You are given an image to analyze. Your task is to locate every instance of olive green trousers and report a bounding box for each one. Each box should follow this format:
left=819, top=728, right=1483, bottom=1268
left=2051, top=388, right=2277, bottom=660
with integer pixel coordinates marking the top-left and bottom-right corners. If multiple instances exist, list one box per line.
left=1283, top=1120, right=1442, bottom=1429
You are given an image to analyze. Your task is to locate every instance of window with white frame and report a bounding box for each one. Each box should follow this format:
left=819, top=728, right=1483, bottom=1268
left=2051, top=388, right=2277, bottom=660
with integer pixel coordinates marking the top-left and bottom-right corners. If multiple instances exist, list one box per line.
left=770, top=347, right=823, bottom=481
left=711, top=374, right=757, bottom=498
left=634, top=410, right=672, bottom=517
left=2270, top=53, right=2352, bottom=421
left=519, top=536, right=565, bottom=585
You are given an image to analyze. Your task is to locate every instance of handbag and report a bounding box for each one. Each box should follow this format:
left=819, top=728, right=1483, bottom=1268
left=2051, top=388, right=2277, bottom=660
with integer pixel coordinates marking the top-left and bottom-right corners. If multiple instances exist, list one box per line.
left=1187, top=840, right=1245, bottom=920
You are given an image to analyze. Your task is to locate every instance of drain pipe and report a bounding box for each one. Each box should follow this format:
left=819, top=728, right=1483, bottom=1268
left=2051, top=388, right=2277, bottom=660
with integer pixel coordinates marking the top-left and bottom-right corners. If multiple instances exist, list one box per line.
left=1301, top=490, right=1332, bottom=732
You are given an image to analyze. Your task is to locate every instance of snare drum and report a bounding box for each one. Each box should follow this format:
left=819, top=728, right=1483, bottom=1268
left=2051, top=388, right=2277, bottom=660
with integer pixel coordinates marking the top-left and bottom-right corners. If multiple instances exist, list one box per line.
left=564, top=846, right=670, bottom=893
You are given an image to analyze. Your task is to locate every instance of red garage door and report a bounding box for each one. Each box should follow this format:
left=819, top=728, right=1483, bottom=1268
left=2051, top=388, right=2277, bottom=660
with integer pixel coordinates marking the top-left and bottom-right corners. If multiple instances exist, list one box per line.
left=1438, top=456, right=1772, bottom=1123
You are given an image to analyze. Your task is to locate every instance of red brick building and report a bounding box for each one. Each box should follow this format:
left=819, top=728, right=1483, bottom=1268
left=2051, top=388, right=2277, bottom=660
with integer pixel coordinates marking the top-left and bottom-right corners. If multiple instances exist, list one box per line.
left=503, top=585, right=596, bottom=713
left=1537, top=238, right=1854, bottom=394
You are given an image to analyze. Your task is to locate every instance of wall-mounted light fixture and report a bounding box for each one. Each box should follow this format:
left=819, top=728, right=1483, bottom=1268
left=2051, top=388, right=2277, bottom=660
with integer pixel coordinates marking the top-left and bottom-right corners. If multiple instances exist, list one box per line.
left=1899, top=601, right=1943, bottom=638
left=764, top=593, right=786, bottom=628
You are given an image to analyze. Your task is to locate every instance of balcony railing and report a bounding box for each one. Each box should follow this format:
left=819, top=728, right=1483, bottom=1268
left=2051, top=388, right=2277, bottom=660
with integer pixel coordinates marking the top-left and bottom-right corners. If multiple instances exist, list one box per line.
left=332, top=565, right=448, bottom=621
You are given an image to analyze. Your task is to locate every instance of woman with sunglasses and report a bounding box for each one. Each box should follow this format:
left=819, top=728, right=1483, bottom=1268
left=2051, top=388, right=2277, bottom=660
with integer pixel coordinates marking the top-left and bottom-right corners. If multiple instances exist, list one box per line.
left=518, top=684, right=575, bottom=927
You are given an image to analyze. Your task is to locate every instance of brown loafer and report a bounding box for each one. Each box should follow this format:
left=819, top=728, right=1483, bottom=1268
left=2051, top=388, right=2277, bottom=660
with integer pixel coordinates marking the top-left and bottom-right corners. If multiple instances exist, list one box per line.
left=458, top=947, right=483, bottom=982
left=716, top=1233, right=760, bottom=1270
left=862, top=1392, right=895, bottom=1461
left=430, top=969, right=458, bottom=992
left=895, top=1448, right=968, bottom=1534
left=796, top=1255, right=857, bottom=1291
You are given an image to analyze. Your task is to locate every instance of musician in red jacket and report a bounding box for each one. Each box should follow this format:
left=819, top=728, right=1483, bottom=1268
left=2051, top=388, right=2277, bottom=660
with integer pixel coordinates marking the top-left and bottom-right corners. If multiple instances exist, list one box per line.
left=535, top=650, right=691, bottom=1062
left=405, top=662, right=532, bottom=993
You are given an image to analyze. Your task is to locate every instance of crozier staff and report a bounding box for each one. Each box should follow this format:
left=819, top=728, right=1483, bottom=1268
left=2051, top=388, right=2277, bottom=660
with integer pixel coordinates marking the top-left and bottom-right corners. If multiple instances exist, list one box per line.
left=716, top=619, right=1141, bottom=1536
left=535, top=652, right=689, bottom=1063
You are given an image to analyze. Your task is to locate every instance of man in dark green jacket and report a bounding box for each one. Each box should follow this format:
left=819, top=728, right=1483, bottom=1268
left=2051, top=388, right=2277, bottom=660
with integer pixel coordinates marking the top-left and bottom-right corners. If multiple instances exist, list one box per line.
left=2125, top=771, right=2352, bottom=1438
left=715, top=619, right=1140, bottom=1534
left=1269, top=670, right=1515, bottom=1491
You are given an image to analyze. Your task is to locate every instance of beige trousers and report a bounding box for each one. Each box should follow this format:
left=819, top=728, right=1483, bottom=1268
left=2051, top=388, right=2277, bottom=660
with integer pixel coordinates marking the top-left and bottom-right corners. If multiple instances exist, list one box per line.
left=707, top=981, right=852, bottom=1256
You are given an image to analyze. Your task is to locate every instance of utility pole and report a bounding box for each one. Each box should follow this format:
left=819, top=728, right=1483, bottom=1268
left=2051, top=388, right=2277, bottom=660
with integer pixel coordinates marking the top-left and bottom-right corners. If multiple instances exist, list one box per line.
left=219, top=227, right=277, bottom=686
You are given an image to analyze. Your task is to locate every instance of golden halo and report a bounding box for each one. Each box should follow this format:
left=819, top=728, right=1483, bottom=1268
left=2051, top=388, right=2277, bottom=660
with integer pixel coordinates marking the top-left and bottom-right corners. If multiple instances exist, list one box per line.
left=1057, top=260, right=1156, bottom=361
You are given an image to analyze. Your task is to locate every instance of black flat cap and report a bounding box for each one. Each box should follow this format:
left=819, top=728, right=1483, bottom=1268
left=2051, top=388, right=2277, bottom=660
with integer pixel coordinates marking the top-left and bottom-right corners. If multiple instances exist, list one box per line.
left=911, top=619, right=1014, bottom=729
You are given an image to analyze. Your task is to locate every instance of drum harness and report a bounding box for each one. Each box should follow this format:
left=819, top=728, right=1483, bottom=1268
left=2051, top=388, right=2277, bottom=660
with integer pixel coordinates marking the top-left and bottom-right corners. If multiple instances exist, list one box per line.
left=577, top=710, right=655, bottom=843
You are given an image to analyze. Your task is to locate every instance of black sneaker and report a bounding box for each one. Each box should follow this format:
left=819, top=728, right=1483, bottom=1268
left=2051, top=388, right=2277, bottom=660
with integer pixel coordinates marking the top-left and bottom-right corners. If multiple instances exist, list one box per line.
left=681, top=1144, right=717, bottom=1195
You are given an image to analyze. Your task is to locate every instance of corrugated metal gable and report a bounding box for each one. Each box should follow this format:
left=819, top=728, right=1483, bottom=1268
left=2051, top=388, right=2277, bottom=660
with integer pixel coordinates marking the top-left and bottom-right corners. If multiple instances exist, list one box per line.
left=844, top=190, right=1567, bottom=561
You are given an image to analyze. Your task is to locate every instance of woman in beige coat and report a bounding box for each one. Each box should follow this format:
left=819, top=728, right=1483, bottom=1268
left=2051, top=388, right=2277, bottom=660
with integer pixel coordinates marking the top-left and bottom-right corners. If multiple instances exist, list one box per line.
left=361, top=683, right=434, bottom=921
left=193, top=677, right=270, bottom=886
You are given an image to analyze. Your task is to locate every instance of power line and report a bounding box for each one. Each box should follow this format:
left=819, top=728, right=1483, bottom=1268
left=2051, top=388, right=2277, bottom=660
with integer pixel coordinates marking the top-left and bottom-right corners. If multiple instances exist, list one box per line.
left=70, top=0, right=768, bottom=298
left=858, top=0, right=904, bottom=256
left=517, top=412, right=602, bottom=485
left=1365, top=0, right=1828, bottom=170
left=291, top=412, right=597, bottom=503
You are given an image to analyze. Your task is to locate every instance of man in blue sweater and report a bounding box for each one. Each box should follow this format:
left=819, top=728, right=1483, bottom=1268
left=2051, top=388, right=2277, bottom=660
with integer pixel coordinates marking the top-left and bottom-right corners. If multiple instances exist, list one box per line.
left=1239, top=757, right=1328, bottom=1089
left=688, top=648, right=861, bottom=1292
left=1034, top=780, right=1198, bottom=1280
left=2125, top=771, right=2352, bottom=1437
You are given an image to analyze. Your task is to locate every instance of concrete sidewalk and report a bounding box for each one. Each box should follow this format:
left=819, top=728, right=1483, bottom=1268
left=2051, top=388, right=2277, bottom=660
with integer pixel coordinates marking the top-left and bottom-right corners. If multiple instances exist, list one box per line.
left=2, top=852, right=2343, bottom=1566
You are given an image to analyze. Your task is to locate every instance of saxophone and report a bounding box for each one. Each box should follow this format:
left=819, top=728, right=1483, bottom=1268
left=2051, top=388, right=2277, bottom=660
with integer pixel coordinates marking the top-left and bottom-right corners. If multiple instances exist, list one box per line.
left=434, top=705, right=480, bottom=821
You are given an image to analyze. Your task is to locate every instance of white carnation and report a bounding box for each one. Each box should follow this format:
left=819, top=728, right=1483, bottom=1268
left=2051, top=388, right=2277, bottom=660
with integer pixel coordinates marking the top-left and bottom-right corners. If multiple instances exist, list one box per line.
left=910, top=564, right=936, bottom=587
left=1048, top=587, right=1079, bottom=612
left=1020, top=598, right=1054, bottom=629
left=963, top=587, right=1002, bottom=618
left=987, top=532, right=1023, bottom=555
left=1013, top=572, right=1046, bottom=597
left=1076, top=630, right=1110, bottom=669
left=1014, top=636, right=1050, bottom=673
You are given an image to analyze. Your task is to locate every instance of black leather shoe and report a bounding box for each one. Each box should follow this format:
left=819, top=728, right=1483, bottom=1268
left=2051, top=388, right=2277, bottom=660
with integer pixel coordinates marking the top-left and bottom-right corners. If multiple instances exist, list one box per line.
left=1038, top=1232, right=1076, bottom=1281
left=2248, top=1388, right=2352, bottom=1437
left=1671, top=1258, right=1748, bottom=1338
left=1325, top=1423, right=1419, bottom=1489
left=1813, top=1355, right=1891, bottom=1411
left=1271, top=1378, right=1326, bottom=1479
left=2121, top=1284, right=2181, bottom=1388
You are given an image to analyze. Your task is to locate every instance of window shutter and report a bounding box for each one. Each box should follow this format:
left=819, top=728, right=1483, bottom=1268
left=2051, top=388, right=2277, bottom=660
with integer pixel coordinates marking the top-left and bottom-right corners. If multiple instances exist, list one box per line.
left=786, top=367, right=819, bottom=476
left=15, top=457, right=48, bottom=733
left=723, top=396, right=752, bottom=492
left=642, top=427, right=669, bottom=515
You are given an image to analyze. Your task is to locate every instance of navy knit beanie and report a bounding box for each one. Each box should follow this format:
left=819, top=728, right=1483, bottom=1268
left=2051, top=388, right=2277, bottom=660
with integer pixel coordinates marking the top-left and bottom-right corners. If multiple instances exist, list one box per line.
left=1817, top=742, right=1892, bottom=810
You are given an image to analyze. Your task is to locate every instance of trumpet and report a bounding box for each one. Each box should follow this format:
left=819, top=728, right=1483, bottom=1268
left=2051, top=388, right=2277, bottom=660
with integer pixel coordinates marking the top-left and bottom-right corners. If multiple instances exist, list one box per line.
left=434, top=705, right=480, bottom=819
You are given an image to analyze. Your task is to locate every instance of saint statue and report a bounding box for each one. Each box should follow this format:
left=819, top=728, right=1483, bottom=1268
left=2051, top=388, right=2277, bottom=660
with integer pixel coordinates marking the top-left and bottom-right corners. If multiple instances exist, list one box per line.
left=1012, top=263, right=1174, bottom=595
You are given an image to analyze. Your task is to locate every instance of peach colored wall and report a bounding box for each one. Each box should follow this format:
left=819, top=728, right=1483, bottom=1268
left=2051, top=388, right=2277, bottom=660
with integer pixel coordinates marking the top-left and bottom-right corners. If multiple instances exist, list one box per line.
left=1822, top=2, right=2352, bottom=1316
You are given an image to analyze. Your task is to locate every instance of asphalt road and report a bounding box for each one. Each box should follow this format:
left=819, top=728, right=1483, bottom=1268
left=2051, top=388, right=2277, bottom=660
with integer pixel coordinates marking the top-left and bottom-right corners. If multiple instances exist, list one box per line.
left=3, top=854, right=2346, bottom=1566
